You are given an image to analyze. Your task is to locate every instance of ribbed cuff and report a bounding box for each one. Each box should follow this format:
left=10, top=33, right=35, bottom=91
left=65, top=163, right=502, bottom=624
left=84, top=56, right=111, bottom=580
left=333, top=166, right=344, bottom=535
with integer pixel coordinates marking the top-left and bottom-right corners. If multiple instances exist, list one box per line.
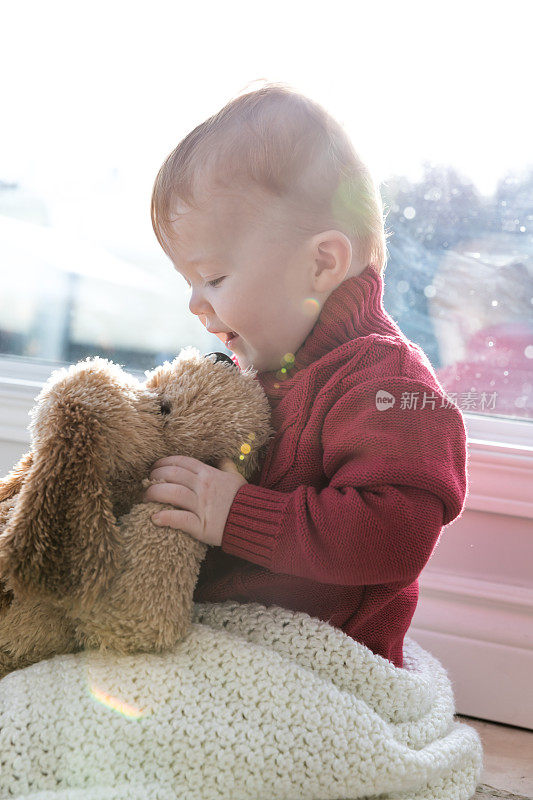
left=221, top=483, right=292, bottom=567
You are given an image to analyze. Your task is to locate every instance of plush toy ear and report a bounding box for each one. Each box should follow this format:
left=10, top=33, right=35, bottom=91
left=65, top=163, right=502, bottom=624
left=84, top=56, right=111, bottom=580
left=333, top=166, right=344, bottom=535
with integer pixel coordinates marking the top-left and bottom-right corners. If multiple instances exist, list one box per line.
left=0, top=452, right=34, bottom=610
left=0, top=449, right=34, bottom=537
left=0, top=450, right=33, bottom=504
left=0, top=409, right=121, bottom=604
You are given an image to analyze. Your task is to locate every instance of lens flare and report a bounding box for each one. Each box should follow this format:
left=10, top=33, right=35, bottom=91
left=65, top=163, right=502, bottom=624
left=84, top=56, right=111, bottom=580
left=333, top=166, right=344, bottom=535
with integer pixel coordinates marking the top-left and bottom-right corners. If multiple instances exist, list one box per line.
left=302, top=297, right=320, bottom=316
left=274, top=351, right=296, bottom=382
left=87, top=680, right=149, bottom=719
left=238, top=432, right=256, bottom=464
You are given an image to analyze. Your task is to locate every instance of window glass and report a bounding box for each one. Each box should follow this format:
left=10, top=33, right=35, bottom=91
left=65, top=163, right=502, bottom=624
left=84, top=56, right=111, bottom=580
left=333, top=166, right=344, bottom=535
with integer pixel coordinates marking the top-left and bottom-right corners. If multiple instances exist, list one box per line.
left=1, top=3, right=531, bottom=420
left=381, top=165, right=533, bottom=420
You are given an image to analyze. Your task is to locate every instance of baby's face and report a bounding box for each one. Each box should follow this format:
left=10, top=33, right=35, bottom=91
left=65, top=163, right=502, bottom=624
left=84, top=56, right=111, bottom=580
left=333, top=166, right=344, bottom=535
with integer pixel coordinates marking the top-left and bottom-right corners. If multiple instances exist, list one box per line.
left=166, top=187, right=322, bottom=373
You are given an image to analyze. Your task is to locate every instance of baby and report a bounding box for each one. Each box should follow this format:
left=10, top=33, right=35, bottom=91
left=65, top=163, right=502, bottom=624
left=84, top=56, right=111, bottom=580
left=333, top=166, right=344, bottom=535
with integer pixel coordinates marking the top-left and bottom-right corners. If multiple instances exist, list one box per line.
left=143, top=83, right=468, bottom=668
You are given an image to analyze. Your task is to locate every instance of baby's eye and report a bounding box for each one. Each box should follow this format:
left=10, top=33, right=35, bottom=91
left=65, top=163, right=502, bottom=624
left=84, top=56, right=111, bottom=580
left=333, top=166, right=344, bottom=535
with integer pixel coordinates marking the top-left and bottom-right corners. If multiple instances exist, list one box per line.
left=207, top=277, right=225, bottom=288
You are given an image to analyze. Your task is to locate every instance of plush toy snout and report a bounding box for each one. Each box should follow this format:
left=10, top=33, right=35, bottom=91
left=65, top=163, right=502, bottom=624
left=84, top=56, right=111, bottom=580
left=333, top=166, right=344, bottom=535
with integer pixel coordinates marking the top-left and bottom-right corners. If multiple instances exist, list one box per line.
left=204, top=352, right=237, bottom=367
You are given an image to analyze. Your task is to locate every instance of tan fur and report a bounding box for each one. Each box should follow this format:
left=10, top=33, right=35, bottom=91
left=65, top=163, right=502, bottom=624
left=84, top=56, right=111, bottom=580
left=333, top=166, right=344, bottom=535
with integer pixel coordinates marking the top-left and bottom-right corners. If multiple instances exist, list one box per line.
left=0, top=350, right=274, bottom=678
left=0, top=450, right=34, bottom=609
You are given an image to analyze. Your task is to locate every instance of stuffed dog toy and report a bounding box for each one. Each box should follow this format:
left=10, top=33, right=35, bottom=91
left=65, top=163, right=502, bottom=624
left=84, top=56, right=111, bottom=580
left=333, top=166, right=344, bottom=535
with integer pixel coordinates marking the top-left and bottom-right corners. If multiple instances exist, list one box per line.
left=0, top=349, right=274, bottom=679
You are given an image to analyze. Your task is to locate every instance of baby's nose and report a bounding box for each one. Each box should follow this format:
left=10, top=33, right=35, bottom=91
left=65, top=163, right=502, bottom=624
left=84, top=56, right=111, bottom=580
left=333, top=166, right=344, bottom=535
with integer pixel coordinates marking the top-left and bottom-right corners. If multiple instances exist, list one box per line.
left=188, top=288, right=209, bottom=317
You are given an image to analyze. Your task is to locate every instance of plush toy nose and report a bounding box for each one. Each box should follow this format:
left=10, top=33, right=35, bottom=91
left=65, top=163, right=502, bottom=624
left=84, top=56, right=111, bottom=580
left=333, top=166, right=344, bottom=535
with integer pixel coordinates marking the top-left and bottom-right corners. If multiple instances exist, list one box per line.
left=205, top=352, right=238, bottom=367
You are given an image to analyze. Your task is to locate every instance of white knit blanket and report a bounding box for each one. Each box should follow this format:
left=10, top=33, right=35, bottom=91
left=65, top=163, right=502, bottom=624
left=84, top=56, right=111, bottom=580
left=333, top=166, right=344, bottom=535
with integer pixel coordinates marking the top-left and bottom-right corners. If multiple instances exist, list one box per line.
left=0, top=602, right=483, bottom=800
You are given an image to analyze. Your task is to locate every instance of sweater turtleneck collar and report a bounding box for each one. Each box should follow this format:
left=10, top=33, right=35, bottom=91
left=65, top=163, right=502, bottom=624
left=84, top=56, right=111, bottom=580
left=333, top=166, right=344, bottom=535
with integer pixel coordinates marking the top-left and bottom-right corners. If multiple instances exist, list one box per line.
left=232, top=264, right=404, bottom=399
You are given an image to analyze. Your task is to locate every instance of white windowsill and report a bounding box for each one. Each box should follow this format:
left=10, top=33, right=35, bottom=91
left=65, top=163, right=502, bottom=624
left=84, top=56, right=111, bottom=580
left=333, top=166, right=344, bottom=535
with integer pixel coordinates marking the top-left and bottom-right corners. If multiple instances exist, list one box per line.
left=1, top=354, right=531, bottom=444
left=1, top=355, right=532, bottom=520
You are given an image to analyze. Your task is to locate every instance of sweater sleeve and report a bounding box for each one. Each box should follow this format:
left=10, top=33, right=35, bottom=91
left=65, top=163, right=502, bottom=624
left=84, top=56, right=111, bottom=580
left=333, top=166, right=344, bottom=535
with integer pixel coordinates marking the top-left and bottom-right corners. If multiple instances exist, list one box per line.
left=221, top=376, right=468, bottom=586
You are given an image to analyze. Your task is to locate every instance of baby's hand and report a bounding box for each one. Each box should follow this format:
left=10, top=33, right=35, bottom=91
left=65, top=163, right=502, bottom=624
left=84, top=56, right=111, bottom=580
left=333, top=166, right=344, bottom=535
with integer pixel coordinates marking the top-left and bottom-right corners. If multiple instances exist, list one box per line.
left=142, top=455, right=247, bottom=547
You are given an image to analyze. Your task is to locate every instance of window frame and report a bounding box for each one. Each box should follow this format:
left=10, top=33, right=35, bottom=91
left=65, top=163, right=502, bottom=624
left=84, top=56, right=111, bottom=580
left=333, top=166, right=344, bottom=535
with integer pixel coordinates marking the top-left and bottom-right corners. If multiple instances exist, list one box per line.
left=0, top=353, right=531, bottom=445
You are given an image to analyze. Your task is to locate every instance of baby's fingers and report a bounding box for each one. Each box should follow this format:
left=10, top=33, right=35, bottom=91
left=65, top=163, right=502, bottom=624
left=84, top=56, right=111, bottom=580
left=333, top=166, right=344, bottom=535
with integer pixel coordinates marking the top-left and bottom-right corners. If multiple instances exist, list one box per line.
left=143, top=482, right=196, bottom=509
left=152, top=507, right=200, bottom=537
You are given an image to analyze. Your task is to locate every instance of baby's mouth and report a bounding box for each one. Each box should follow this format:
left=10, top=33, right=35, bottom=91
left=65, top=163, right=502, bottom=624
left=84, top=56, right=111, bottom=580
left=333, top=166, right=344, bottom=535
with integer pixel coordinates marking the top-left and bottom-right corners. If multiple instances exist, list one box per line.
left=214, top=331, right=238, bottom=347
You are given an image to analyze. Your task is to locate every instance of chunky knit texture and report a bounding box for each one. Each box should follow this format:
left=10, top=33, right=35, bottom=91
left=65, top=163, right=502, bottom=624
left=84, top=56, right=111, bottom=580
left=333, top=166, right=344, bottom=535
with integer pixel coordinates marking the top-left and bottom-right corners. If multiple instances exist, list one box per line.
left=194, top=265, right=469, bottom=667
left=0, top=601, right=483, bottom=799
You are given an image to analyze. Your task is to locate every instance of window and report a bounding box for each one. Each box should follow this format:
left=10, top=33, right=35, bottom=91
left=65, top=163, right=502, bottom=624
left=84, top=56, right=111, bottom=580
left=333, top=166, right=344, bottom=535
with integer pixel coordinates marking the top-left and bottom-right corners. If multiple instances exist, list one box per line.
left=381, top=164, right=533, bottom=422
left=2, top=3, right=531, bottom=439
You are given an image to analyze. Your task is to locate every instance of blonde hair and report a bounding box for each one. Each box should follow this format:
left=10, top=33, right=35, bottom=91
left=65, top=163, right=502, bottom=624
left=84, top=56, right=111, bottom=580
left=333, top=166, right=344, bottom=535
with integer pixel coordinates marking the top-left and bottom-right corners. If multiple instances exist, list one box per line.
left=151, top=82, right=391, bottom=275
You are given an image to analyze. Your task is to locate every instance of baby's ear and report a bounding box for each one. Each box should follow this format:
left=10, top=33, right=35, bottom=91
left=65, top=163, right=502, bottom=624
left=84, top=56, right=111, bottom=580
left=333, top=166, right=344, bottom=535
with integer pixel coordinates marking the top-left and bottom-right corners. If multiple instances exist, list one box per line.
left=0, top=407, right=121, bottom=605
left=0, top=450, right=34, bottom=503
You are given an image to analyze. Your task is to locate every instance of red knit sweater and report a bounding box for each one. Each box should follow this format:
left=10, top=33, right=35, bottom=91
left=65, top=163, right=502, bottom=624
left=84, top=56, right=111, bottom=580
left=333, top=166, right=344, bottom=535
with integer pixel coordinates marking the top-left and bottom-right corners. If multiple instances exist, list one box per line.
left=193, top=264, right=468, bottom=667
